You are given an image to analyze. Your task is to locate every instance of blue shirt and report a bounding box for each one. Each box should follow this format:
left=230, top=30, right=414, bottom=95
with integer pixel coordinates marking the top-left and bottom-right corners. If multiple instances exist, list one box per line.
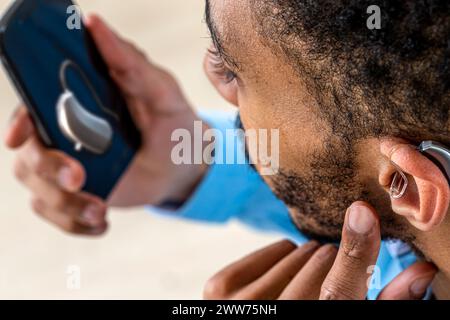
left=149, top=109, right=418, bottom=300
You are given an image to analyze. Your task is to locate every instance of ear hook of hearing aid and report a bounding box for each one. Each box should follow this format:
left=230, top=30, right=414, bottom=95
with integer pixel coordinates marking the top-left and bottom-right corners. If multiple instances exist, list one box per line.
left=59, top=60, right=119, bottom=120
left=390, top=162, right=409, bottom=199
left=57, top=59, right=117, bottom=154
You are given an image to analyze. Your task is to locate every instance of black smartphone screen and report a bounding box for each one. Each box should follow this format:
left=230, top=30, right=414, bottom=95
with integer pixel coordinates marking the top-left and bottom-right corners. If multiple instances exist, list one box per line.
left=0, top=0, right=141, bottom=199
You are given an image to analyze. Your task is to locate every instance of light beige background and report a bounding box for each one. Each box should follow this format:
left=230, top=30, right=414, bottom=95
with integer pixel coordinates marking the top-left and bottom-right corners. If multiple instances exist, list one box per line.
left=0, top=0, right=279, bottom=299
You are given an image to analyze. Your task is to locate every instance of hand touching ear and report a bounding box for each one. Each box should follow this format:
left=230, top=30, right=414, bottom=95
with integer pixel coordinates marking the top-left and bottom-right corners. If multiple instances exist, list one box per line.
left=204, top=202, right=437, bottom=300
left=380, top=139, right=450, bottom=231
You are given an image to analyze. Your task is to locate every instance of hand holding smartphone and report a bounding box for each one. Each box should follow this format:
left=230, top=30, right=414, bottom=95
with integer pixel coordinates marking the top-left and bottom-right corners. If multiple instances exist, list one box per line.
left=2, top=1, right=205, bottom=235
left=0, top=0, right=141, bottom=199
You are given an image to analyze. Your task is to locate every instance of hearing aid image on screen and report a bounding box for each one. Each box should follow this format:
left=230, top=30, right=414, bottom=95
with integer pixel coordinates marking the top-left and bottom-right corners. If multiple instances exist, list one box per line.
left=0, top=0, right=141, bottom=199
left=57, top=59, right=115, bottom=155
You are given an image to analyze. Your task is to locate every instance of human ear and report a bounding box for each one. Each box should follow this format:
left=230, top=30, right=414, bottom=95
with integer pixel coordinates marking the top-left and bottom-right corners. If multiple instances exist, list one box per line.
left=379, top=138, right=450, bottom=231
left=203, top=53, right=239, bottom=107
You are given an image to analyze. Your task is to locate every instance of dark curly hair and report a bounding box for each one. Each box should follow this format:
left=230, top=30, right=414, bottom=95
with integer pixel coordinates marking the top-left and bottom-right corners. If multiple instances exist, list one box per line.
left=253, top=0, right=450, bottom=144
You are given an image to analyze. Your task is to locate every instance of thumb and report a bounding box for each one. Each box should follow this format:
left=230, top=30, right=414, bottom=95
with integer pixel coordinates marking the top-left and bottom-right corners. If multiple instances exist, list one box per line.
left=320, top=202, right=381, bottom=300
left=84, top=14, right=188, bottom=115
left=84, top=14, right=138, bottom=75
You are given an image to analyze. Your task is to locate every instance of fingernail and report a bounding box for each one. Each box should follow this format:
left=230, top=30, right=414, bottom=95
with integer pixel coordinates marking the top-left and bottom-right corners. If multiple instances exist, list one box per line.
left=303, top=241, right=321, bottom=253
left=58, top=167, right=73, bottom=189
left=316, top=245, right=338, bottom=259
left=80, top=205, right=103, bottom=227
left=348, top=204, right=376, bottom=235
left=410, top=276, right=433, bottom=299
left=307, top=240, right=321, bottom=249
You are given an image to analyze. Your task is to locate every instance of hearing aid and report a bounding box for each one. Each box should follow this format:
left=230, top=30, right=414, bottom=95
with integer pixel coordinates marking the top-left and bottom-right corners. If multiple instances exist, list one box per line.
left=390, top=161, right=409, bottom=199
left=56, top=59, right=118, bottom=155
left=57, top=91, right=113, bottom=154
left=419, top=141, right=450, bottom=185
left=390, top=141, right=450, bottom=199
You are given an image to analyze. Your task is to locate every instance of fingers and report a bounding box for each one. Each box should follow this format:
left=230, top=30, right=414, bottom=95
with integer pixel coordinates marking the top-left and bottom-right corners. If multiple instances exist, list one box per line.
left=85, top=14, right=188, bottom=116
left=320, top=202, right=381, bottom=300
left=232, top=241, right=320, bottom=300
left=377, top=261, right=437, bottom=300
left=25, top=171, right=99, bottom=224
left=4, top=106, right=34, bottom=149
left=84, top=13, right=153, bottom=97
left=31, top=193, right=108, bottom=236
left=84, top=14, right=138, bottom=75
left=17, top=135, right=85, bottom=192
left=84, top=14, right=156, bottom=119
left=204, top=240, right=297, bottom=300
left=279, top=245, right=338, bottom=300
left=23, top=167, right=107, bottom=235
left=10, top=128, right=105, bottom=236
left=15, top=153, right=107, bottom=234
left=4, top=106, right=84, bottom=192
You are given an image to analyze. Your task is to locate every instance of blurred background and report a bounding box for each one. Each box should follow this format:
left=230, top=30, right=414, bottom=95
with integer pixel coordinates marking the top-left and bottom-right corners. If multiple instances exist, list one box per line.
left=0, top=0, right=278, bottom=299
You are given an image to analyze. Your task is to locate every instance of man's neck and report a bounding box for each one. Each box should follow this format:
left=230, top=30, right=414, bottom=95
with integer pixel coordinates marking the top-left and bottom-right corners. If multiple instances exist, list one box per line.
left=416, top=218, right=450, bottom=299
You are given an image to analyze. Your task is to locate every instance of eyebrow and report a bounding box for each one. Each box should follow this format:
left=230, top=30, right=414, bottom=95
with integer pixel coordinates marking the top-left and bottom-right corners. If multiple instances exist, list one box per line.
left=204, top=0, right=240, bottom=69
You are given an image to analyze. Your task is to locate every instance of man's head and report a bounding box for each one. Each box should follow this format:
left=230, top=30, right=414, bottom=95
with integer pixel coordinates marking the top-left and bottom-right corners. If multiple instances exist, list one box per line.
left=203, top=0, right=450, bottom=248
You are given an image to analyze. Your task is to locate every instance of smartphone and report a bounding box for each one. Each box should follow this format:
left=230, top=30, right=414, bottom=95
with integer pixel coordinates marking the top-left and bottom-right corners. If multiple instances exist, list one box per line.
left=0, top=0, right=141, bottom=199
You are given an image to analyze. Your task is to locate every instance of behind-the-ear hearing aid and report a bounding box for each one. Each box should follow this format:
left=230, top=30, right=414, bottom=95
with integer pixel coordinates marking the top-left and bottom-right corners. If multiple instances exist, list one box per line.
left=57, top=59, right=118, bottom=155
left=419, top=141, right=450, bottom=185
left=390, top=141, right=450, bottom=199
